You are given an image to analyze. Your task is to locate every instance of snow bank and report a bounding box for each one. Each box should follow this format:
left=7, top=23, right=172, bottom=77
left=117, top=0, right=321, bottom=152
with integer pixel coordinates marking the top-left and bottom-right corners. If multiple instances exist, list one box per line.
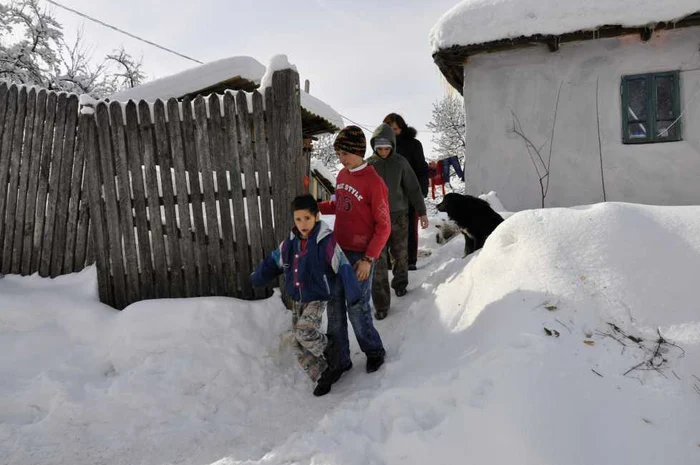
left=430, top=0, right=700, bottom=51
left=2, top=202, right=699, bottom=464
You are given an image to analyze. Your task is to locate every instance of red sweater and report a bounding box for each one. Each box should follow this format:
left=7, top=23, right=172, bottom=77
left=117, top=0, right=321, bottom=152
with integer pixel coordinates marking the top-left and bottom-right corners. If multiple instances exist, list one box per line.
left=319, top=164, right=391, bottom=259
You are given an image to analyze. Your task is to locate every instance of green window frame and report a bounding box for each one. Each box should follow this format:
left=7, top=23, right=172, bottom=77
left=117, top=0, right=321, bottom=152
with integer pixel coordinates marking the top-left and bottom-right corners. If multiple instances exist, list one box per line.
left=621, top=71, right=681, bottom=144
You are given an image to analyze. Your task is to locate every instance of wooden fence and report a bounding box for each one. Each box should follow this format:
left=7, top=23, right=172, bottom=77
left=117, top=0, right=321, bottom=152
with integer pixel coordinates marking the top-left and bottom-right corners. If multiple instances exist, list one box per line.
left=0, top=83, right=91, bottom=277
left=84, top=69, right=304, bottom=309
left=0, top=70, right=305, bottom=309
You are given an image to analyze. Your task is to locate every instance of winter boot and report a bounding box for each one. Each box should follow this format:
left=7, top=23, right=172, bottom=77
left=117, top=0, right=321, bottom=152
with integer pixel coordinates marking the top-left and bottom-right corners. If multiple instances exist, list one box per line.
left=366, top=354, right=385, bottom=373
left=313, top=336, right=344, bottom=396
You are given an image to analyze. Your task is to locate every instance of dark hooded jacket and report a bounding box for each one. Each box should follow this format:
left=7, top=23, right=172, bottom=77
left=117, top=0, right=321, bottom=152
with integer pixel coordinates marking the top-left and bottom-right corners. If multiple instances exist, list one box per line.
left=396, top=127, right=429, bottom=197
left=367, top=124, right=427, bottom=216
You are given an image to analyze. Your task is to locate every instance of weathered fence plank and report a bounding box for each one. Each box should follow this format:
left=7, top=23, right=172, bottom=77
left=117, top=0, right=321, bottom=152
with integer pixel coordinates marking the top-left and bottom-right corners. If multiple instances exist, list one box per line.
left=39, top=92, right=68, bottom=276
left=181, top=97, right=209, bottom=295
left=0, top=83, right=14, bottom=270
left=263, top=86, right=284, bottom=247
left=50, top=94, right=79, bottom=277
left=95, top=102, right=127, bottom=308
left=31, top=91, right=57, bottom=272
left=62, top=96, right=86, bottom=274
left=222, top=93, right=252, bottom=298
left=83, top=112, right=113, bottom=305
left=21, top=89, right=47, bottom=274
left=193, top=96, right=224, bottom=294
left=208, top=95, right=237, bottom=297
left=153, top=99, right=184, bottom=297
left=138, top=101, right=169, bottom=298
left=109, top=101, right=140, bottom=304
left=73, top=113, right=91, bottom=272
left=2, top=86, right=28, bottom=274
left=124, top=100, right=154, bottom=300
left=10, top=87, right=36, bottom=273
left=235, top=91, right=265, bottom=299
left=252, top=91, right=276, bottom=255
left=166, top=98, right=197, bottom=298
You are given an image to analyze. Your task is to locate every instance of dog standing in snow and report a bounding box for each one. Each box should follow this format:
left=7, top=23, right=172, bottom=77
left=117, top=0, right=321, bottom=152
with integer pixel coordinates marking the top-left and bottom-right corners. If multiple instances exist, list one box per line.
left=435, top=193, right=504, bottom=257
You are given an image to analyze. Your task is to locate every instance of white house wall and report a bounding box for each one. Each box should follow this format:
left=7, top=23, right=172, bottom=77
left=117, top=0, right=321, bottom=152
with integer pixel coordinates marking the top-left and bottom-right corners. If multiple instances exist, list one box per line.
left=463, top=27, right=700, bottom=210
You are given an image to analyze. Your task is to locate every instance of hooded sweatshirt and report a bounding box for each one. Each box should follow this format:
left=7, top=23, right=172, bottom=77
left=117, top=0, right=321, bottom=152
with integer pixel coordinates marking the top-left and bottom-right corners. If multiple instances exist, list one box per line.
left=367, top=123, right=427, bottom=216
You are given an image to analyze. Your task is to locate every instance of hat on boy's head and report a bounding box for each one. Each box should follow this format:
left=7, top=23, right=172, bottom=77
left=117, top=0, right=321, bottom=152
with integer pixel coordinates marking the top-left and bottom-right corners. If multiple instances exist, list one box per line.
left=373, top=137, right=392, bottom=149
left=333, top=125, right=366, bottom=157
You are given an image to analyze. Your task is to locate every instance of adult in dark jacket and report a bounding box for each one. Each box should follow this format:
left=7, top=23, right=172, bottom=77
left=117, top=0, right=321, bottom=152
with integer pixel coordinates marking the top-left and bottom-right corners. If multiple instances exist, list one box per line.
left=368, top=123, right=428, bottom=319
left=383, top=113, right=429, bottom=270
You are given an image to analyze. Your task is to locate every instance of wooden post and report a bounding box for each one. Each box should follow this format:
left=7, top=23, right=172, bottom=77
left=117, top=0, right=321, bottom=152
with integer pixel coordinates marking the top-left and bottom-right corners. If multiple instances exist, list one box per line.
left=270, top=69, right=304, bottom=242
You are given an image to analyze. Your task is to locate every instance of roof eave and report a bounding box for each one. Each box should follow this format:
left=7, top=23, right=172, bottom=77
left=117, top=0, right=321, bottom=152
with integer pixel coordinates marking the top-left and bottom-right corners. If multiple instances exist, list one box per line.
left=432, top=11, right=700, bottom=94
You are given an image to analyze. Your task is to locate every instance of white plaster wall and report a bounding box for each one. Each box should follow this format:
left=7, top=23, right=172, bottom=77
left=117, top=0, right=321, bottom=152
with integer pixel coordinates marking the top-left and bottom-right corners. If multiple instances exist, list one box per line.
left=463, top=27, right=700, bottom=211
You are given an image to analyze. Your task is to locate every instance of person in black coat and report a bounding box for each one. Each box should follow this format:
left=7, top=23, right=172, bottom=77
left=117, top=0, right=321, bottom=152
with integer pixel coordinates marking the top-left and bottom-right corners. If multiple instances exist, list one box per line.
left=383, top=113, right=429, bottom=270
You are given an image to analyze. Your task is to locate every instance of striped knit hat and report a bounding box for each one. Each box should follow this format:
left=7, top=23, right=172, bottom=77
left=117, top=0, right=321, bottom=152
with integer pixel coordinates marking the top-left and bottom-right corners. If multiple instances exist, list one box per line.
left=333, top=125, right=366, bottom=157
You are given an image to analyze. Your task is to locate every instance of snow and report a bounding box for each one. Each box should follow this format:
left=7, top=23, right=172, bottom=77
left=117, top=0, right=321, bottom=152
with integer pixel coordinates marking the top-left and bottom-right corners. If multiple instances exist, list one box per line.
left=310, top=158, right=337, bottom=188
left=260, top=54, right=343, bottom=131
left=259, top=54, right=298, bottom=90
left=300, top=91, right=344, bottom=132
left=107, top=56, right=266, bottom=102
left=2, top=200, right=699, bottom=464
left=430, top=0, right=700, bottom=51
left=102, top=54, right=342, bottom=132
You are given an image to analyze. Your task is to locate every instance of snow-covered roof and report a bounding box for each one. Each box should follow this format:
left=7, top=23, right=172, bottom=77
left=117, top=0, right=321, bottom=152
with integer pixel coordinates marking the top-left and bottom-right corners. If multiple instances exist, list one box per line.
left=430, top=0, right=700, bottom=51
left=300, top=91, right=343, bottom=134
left=109, top=54, right=342, bottom=134
left=109, top=56, right=265, bottom=102
left=310, top=158, right=336, bottom=189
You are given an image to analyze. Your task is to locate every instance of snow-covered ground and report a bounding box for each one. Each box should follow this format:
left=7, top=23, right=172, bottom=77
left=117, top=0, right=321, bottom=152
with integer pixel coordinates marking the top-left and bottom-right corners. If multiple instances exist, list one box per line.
left=1, top=197, right=699, bottom=465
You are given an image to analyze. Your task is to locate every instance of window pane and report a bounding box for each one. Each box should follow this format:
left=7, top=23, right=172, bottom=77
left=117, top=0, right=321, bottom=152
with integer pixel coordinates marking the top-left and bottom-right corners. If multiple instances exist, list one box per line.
left=627, top=78, right=647, bottom=121
left=628, top=122, right=648, bottom=139
left=656, top=120, right=678, bottom=140
left=656, top=76, right=674, bottom=119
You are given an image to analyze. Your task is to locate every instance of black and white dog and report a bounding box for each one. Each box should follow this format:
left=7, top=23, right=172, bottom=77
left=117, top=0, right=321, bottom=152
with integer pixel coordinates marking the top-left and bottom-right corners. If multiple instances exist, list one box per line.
left=435, top=193, right=504, bottom=257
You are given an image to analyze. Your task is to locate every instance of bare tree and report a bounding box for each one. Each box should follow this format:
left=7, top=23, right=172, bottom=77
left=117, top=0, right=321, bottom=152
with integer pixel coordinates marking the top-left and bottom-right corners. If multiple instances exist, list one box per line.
left=0, top=0, right=144, bottom=97
left=509, top=81, right=563, bottom=208
left=310, top=133, right=340, bottom=176
left=426, top=94, right=466, bottom=160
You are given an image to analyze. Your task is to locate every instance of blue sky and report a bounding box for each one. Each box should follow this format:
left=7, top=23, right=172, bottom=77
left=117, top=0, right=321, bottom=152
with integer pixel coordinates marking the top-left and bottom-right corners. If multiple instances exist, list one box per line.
left=49, top=0, right=461, bottom=155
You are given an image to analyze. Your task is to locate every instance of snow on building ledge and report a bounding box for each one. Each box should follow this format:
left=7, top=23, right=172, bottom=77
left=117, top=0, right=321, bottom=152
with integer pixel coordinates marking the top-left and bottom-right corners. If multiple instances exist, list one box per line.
left=430, top=0, right=700, bottom=92
left=430, top=0, right=700, bottom=52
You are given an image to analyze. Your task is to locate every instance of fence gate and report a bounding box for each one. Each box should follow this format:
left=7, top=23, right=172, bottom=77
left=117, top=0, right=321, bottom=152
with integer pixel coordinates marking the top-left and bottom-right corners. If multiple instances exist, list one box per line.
left=83, top=69, right=305, bottom=309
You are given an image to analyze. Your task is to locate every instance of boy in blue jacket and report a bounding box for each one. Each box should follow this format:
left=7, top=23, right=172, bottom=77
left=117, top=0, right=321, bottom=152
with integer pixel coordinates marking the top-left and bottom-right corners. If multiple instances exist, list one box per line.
left=252, top=194, right=362, bottom=396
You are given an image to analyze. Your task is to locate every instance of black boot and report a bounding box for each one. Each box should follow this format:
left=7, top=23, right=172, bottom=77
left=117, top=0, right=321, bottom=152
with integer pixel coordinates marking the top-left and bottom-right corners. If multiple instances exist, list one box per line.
left=313, top=336, right=344, bottom=397
left=366, top=354, right=385, bottom=373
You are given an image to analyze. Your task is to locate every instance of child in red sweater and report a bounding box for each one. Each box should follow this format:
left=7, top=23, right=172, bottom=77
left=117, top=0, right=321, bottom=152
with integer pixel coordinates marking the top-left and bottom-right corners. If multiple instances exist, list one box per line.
left=319, top=125, right=390, bottom=374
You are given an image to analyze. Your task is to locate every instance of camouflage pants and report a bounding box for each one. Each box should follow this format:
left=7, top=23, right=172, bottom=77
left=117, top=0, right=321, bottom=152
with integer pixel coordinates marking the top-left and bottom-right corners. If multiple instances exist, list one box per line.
left=292, top=300, right=329, bottom=381
left=372, top=211, right=409, bottom=313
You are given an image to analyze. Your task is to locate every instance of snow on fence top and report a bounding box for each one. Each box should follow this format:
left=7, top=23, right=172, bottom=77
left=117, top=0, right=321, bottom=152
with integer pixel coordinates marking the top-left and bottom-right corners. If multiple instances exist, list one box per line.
left=261, top=54, right=343, bottom=132
left=108, top=56, right=265, bottom=102
left=429, top=0, right=700, bottom=51
left=102, top=54, right=342, bottom=132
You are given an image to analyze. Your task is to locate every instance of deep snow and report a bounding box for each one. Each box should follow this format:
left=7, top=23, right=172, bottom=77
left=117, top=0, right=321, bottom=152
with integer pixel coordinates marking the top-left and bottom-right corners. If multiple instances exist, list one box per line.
left=1, top=197, right=699, bottom=465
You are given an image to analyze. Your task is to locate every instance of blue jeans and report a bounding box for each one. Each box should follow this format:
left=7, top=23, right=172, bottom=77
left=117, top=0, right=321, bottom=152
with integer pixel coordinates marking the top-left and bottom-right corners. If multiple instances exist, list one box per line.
left=327, top=250, right=386, bottom=368
left=442, top=155, right=464, bottom=181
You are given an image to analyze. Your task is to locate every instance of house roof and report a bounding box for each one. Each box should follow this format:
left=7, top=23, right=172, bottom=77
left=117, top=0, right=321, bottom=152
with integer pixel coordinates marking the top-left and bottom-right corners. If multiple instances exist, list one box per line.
left=109, top=56, right=343, bottom=136
left=431, top=0, right=700, bottom=92
left=109, top=56, right=264, bottom=102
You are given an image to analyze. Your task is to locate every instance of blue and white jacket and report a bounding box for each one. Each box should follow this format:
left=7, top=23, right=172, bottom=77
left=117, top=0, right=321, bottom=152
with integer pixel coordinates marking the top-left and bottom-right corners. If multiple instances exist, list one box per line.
left=251, top=221, right=362, bottom=304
